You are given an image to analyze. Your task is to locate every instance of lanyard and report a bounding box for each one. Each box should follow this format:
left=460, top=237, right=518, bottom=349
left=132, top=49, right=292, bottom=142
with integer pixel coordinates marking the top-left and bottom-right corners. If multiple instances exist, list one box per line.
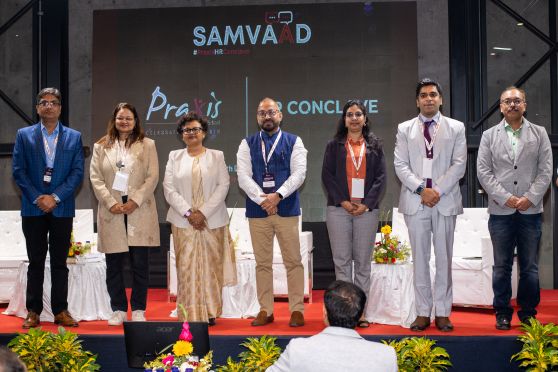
left=347, top=139, right=365, bottom=176
left=422, top=120, right=440, bottom=154
left=42, top=133, right=59, bottom=166
left=116, top=140, right=129, bottom=169
left=260, top=130, right=282, bottom=172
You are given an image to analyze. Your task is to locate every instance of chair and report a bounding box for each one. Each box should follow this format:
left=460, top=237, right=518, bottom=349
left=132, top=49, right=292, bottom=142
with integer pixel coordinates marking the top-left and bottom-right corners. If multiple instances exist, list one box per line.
left=391, top=208, right=518, bottom=307
left=0, top=209, right=97, bottom=303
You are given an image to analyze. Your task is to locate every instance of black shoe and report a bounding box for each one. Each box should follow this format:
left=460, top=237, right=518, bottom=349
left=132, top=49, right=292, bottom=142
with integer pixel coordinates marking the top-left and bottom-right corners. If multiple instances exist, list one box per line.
left=495, top=315, right=511, bottom=330
left=519, top=315, right=536, bottom=325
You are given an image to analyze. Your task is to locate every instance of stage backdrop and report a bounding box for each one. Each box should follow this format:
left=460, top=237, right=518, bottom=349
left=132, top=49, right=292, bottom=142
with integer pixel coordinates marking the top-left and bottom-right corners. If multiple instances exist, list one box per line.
left=92, top=2, right=418, bottom=222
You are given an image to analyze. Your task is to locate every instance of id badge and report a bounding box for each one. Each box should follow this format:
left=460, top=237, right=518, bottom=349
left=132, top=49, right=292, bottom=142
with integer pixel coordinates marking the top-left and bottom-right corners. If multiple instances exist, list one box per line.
left=43, top=167, right=53, bottom=184
left=351, top=178, right=365, bottom=199
left=262, top=172, right=276, bottom=194
left=112, top=171, right=129, bottom=193
left=422, top=158, right=433, bottom=179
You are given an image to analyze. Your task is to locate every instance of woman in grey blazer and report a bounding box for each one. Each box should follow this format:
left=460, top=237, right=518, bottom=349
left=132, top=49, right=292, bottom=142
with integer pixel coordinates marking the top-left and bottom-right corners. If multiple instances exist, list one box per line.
left=321, top=100, right=386, bottom=327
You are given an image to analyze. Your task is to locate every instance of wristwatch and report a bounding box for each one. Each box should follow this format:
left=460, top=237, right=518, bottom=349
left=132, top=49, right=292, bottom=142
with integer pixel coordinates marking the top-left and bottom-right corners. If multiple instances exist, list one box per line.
left=414, top=185, right=425, bottom=195
left=184, top=209, right=192, bottom=218
left=276, top=192, right=284, bottom=199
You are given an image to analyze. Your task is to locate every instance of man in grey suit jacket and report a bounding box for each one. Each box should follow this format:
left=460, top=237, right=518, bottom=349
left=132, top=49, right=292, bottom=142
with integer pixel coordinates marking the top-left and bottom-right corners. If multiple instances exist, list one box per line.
left=394, top=78, right=467, bottom=332
left=266, top=280, right=397, bottom=372
left=477, top=86, right=552, bottom=330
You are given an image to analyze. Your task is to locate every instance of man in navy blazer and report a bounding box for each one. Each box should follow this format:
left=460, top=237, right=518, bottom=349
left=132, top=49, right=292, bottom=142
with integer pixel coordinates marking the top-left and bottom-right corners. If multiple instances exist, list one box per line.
left=12, top=87, right=84, bottom=328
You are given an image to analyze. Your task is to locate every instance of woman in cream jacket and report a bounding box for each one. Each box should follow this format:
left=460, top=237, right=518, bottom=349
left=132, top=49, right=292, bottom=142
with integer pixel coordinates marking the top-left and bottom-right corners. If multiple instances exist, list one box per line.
left=163, top=111, right=235, bottom=325
left=90, top=102, right=159, bottom=326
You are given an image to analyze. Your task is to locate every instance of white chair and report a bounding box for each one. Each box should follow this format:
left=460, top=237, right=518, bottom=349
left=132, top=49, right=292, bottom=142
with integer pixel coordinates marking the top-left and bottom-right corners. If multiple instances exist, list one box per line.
left=0, top=209, right=97, bottom=303
left=168, top=208, right=313, bottom=302
left=391, top=208, right=518, bottom=307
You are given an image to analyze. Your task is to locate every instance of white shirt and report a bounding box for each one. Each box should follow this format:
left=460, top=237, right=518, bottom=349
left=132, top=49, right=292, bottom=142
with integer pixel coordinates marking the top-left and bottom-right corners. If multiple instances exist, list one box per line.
left=236, top=131, right=307, bottom=205
left=266, top=327, right=398, bottom=372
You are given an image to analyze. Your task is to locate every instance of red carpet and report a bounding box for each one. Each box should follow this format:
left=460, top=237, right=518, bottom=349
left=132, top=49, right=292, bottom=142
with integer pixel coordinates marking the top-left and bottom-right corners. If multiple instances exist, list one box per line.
left=1, top=289, right=557, bottom=337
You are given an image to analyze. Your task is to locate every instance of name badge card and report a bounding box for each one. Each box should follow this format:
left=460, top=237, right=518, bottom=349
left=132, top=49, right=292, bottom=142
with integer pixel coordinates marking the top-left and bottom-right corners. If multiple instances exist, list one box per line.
left=112, top=171, right=129, bottom=193
left=351, top=178, right=365, bottom=199
left=422, top=158, right=433, bottom=179
left=262, top=172, right=276, bottom=194
left=43, top=167, right=53, bottom=184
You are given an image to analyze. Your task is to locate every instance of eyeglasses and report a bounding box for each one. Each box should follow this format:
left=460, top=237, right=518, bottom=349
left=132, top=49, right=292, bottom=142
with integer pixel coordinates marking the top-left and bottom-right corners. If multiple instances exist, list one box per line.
left=500, top=98, right=525, bottom=106
left=257, top=109, right=279, bottom=118
left=346, top=112, right=364, bottom=119
left=116, top=116, right=135, bottom=122
left=37, top=100, right=61, bottom=107
left=180, top=127, right=203, bottom=134
left=418, top=92, right=440, bottom=99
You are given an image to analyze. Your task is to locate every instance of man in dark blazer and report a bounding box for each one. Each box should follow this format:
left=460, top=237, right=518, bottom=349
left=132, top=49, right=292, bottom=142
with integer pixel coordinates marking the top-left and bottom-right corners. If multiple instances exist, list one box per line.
left=12, top=87, right=84, bottom=328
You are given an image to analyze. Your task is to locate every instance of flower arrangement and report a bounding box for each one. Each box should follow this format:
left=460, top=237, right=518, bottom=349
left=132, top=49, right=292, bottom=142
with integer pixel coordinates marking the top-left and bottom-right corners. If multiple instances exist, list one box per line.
left=68, top=232, right=92, bottom=257
left=144, top=307, right=213, bottom=372
left=373, top=211, right=410, bottom=264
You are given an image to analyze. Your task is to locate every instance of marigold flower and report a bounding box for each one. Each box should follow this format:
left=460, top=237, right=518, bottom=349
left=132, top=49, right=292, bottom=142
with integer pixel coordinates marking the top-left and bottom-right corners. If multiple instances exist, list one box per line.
left=173, top=340, right=193, bottom=357
left=380, top=225, right=392, bottom=235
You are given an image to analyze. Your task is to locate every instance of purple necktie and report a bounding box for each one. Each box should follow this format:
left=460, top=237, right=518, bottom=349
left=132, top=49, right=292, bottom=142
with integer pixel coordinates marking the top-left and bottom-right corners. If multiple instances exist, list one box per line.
left=423, top=120, right=434, bottom=188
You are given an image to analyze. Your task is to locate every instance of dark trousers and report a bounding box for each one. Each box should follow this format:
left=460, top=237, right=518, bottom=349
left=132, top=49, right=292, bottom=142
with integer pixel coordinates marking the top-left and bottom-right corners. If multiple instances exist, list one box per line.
left=488, top=212, right=541, bottom=320
left=106, top=247, right=149, bottom=312
left=22, top=214, right=73, bottom=315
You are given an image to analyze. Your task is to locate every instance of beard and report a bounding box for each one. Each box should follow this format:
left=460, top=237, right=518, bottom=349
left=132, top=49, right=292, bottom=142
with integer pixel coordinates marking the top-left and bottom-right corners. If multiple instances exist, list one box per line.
left=261, top=120, right=279, bottom=132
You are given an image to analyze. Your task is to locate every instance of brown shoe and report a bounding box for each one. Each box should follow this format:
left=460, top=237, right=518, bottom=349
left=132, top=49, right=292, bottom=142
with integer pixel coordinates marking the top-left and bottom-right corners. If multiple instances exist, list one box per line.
left=251, top=311, right=274, bottom=326
left=410, top=316, right=431, bottom=331
left=22, top=311, right=40, bottom=329
left=54, top=310, right=79, bottom=327
left=435, top=316, right=454, bottom=332
left=289, top=311, right=305, bottom=327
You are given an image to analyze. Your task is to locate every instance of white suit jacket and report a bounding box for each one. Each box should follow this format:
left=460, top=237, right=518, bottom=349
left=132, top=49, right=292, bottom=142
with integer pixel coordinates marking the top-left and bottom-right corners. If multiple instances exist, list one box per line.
left=266, top=327, right=398, bottom=372
left=394, top=114, right=467, bottom=216
left=163, top=148, right=230, bottom=229
left=477, top=118, right=552, bottom=215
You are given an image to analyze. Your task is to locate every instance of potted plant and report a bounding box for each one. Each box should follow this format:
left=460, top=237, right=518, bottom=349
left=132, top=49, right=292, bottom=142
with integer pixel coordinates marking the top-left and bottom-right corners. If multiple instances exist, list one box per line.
left=383, top=337, right=452, bottom=371
left=217, top=335, right=282, bottom=371
left=511, top=318, right=558, bottom=371
left=8, top=326, right=100, bottom=371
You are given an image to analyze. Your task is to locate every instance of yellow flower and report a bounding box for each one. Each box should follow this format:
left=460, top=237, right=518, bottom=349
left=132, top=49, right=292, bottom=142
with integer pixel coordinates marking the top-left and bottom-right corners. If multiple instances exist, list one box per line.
left=173, top=340, right=193, bottom=357
left=381, top=225, right=392, bottom=235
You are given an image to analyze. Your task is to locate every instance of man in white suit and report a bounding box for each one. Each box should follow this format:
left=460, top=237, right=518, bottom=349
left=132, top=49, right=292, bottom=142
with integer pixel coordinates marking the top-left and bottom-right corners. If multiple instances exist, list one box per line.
left=266, top=280, right=397, bottom=372
left=477, top=86, right=551, bottom=330
left=394, top=78, right=467, bottom=332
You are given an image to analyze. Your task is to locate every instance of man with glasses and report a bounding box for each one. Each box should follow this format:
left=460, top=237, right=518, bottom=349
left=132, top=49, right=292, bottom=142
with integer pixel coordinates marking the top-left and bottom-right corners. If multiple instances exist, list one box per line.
left=237, top=97, right=307, bottom=327
left=12, top=87, right=84, bottom=329
left=394, top=78, right=467, bottom=332
left=477, top=86, right=551, bottom=330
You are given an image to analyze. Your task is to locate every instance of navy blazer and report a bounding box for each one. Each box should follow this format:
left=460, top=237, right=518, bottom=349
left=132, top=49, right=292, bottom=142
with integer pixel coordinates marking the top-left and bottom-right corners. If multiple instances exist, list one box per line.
left=322, top=135, right=386, bottom=210
left=12, top=123, right=84, bottom=217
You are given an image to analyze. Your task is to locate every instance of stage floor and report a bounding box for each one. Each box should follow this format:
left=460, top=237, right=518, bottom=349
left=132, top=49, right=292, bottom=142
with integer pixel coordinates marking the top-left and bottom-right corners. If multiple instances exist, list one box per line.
left=1, top=288, right=557, bottom=337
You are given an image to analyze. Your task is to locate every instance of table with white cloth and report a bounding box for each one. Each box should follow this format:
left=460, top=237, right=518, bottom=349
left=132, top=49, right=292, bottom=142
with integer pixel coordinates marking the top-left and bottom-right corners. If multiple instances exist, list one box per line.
left=364, top=262, right=416, bottom=328
left=3, top=255, right=112, bottom=322
left=221, top=259, right=260, bottom=318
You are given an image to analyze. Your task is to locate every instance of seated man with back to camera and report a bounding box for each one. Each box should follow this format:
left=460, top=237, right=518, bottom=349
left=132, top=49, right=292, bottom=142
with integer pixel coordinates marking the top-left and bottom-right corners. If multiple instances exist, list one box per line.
left=266, top=280, right=397, bottom=372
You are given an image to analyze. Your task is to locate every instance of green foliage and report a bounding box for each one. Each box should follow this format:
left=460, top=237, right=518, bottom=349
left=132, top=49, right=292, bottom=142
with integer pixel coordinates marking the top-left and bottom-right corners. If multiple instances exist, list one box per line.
left=216, top=335, right=282, bottom=372
left=511, top=318, right=558, bottom=371
left=382, top=337, right=452, bottom=372
left=8, top=326, right=100, bottom=372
